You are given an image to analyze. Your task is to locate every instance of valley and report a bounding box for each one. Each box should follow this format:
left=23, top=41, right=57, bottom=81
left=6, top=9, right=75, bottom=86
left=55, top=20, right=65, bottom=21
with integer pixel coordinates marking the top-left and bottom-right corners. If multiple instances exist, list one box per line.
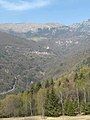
left=0, top=20, right=90, bottom=119
left=0, top=20, right=90, bottom=93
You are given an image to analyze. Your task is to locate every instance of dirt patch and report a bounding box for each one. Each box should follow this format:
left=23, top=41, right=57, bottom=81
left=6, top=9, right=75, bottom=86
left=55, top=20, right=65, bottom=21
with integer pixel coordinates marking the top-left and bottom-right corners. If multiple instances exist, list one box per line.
left=1, top=115, right=90, bottom=120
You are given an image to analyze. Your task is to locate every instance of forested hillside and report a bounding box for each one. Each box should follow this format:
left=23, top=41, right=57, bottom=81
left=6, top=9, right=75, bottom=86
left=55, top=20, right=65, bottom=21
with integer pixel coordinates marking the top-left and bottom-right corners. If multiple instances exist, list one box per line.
left=0, top=63, right=90, bottom=117
left=0, top=20, right=90, bottom=118
left=0, top=20, right=90, bottom=93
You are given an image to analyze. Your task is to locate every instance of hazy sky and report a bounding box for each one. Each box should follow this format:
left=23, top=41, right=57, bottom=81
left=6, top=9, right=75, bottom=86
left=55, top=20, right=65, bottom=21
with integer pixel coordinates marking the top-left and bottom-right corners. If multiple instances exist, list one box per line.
left=0, top=0, right=90, bottom=24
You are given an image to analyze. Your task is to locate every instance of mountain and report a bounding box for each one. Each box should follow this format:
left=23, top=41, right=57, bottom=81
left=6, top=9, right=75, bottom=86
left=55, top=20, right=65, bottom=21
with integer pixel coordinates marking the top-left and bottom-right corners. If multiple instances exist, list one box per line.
left=0, top=20, right=90, bottom=93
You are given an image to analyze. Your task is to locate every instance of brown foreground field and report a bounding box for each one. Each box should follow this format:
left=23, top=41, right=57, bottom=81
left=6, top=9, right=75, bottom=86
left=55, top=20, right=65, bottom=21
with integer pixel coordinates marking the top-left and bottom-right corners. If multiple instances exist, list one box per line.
left=0, top=116, right=90, bottom=120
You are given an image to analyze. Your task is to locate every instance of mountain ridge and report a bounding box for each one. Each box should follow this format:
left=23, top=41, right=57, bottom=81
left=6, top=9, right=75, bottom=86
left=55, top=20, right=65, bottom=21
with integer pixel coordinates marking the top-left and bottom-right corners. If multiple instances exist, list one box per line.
left=0, top=19, right=89, bottom=32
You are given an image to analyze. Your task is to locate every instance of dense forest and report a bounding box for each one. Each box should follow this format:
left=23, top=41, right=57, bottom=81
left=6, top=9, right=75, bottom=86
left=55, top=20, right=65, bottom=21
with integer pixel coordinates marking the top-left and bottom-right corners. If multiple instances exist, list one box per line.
left=0, top=65, right=90, bottom=118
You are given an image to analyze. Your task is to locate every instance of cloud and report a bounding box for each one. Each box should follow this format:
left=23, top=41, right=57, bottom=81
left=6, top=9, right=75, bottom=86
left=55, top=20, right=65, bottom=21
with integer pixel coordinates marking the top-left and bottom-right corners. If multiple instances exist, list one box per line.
left=0, top=0, right=53, bottom=11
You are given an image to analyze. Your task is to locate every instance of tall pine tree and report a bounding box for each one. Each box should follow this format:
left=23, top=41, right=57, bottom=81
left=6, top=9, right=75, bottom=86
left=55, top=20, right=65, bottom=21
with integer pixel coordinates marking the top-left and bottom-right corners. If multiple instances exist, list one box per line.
left=44, top=88, right=61, bottom=117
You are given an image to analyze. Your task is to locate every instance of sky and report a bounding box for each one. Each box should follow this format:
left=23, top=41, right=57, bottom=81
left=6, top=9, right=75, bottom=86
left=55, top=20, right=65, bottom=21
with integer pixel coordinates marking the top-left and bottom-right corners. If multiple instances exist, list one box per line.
left=0, top=0, right=90, bottom=25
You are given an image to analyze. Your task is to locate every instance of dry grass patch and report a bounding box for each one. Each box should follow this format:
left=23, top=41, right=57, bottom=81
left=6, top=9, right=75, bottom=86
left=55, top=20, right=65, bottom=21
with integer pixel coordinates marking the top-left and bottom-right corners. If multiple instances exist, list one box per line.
left=1, top=116, right=90, bottom=120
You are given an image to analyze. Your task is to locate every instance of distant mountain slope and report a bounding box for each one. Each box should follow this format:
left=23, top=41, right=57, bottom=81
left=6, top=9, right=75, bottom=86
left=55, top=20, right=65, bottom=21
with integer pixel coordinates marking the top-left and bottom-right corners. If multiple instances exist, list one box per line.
left=0, top=20, right=90, bottom=39
left=0, top=20, right=90, bottom=93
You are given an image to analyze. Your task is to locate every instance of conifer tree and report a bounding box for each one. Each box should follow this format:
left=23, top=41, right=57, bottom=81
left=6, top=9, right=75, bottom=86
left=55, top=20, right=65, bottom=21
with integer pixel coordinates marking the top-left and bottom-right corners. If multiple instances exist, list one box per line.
left=44, top=88, right=61, bottom=117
